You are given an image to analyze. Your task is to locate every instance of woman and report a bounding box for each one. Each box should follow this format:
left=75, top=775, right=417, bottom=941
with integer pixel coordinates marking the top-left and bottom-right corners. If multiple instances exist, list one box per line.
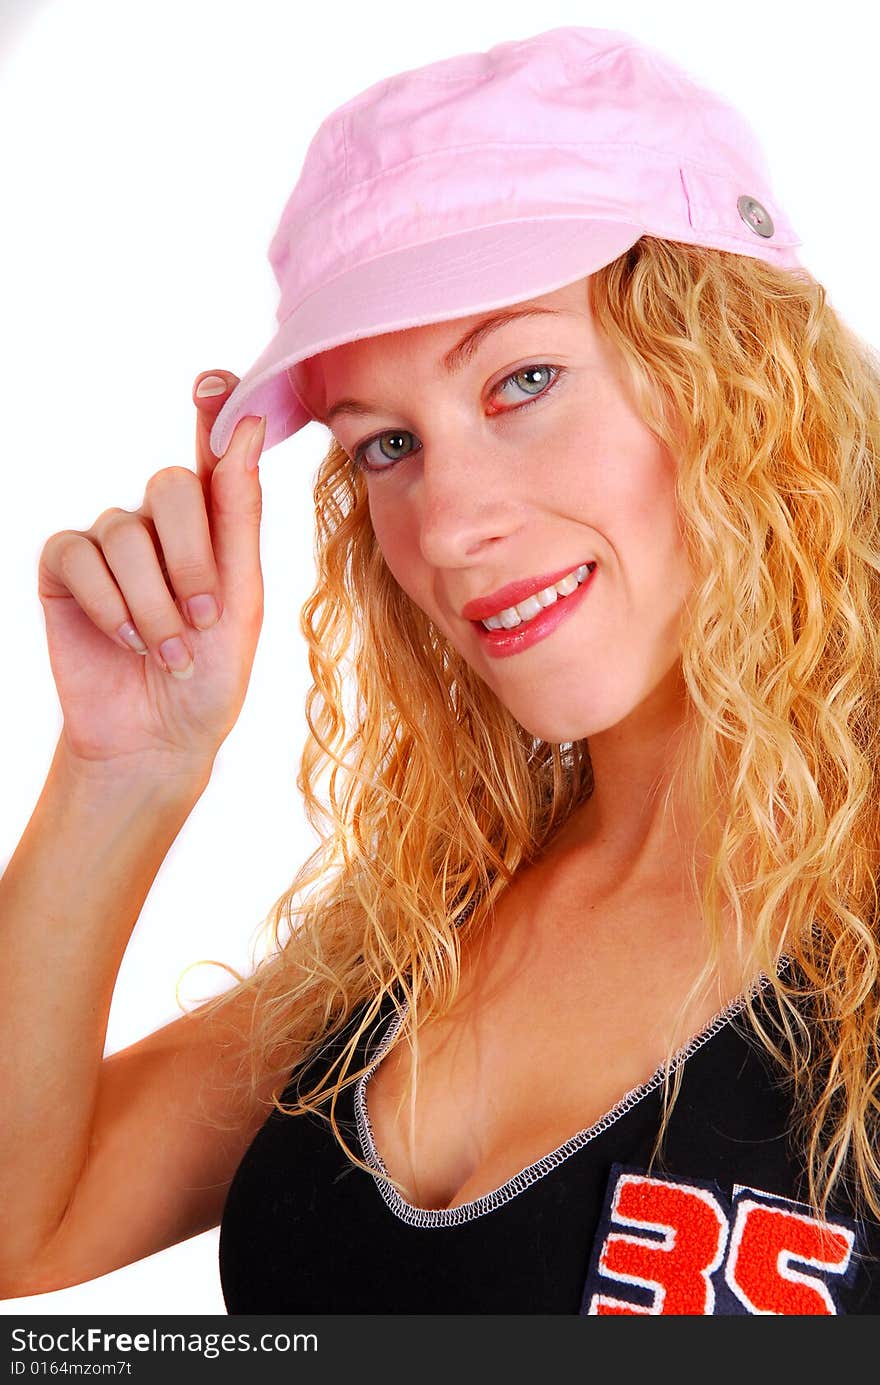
left=2, top=26, right=880, bottom=1314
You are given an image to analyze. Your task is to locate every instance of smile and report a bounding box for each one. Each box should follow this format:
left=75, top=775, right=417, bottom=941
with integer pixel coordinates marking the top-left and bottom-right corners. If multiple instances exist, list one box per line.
left=474, top=562, right=598, bottom=660
left=479, top=562, right=595, bottom=630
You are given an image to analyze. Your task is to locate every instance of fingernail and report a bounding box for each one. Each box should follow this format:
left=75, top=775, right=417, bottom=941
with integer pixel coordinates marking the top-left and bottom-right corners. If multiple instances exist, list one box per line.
left=185, top=594, right=219, bottom=630
left=158, top=636, right=194, bottom=679
left=117, top=621, right=147, bottom=653
left=196, top=375, right=228, bottom=398
left=246, top=417, right=267, bottom=471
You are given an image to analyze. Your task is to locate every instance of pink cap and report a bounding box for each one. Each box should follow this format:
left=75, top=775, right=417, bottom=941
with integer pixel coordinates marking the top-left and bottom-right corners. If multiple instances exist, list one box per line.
left=210, top=25, right=804, bottom=459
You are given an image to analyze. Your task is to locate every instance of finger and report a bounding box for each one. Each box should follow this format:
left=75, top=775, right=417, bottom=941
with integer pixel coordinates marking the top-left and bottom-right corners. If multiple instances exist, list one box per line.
left=39, top=530, right=150, bottom=656
left=143, top=467, right=223, bottom=632
left=207, top=413, right=267, bottom=614
left=90, top=509, right=197, bottom=678
left=192, top=370, right=240, bottom=495
left=44, top=520, right=194, bottom=675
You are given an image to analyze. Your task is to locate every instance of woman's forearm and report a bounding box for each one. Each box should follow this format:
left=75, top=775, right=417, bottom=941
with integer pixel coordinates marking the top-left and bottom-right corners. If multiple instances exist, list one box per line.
left=0, top=735, right=212, bottom=1282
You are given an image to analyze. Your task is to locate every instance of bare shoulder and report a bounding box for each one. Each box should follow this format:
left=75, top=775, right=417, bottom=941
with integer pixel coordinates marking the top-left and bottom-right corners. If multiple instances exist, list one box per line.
left=14, top=984, right=292, bottom=1298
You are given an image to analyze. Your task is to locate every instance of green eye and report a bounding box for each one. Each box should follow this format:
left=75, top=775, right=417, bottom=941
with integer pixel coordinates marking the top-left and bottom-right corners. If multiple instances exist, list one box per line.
left=374, top=433, right=415, bottom=463
left=501, top=365, right=555, bottom=397
left=351, top=363, right=564, bottom=474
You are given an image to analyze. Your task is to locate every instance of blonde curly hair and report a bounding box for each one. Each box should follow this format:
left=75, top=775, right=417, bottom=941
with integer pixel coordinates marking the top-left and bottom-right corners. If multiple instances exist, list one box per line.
left=185, top=234, right=880, bottom=1227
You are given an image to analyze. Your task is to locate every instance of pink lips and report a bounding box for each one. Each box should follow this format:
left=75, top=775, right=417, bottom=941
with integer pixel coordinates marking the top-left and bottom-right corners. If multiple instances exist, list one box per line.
left=460, top=562, right=594, bottom=622
left=474, top=562, right=598, bottom=659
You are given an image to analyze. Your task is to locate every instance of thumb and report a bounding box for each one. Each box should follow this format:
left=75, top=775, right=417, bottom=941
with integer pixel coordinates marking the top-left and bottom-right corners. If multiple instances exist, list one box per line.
left=209, top=414, right=267, bottom=613
left=193, top=370, right=241, bottom=491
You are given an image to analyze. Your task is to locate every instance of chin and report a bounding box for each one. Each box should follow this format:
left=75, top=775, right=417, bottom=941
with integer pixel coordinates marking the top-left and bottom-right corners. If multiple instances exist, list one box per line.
left=511, top=712, right=598, bottom=745
left=509, top=691, right=641, bottom=744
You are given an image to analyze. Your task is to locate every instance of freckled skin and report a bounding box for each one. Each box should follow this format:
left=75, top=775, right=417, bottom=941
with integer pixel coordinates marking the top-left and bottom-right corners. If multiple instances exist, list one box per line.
left=297, top=277, right=698, bottom=873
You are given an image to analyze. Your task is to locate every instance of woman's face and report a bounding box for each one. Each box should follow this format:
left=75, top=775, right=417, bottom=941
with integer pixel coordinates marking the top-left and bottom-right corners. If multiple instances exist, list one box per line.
left=297, top=276, right=693, bottom=744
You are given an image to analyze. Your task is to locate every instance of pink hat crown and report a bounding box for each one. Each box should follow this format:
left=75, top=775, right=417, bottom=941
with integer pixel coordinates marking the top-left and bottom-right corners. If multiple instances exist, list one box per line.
left=270, top=27, right=798, bottom=318
left=211, top=25, right=802, bottom=459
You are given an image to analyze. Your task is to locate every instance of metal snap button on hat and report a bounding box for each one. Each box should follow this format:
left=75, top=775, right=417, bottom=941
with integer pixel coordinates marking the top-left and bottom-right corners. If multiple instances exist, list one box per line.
left=737, top=195, right=775, bottom=239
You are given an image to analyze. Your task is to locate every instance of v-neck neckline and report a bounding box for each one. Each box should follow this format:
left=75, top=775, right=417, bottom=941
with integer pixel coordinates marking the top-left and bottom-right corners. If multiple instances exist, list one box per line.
left=353, top=957, right=790, bottom=1228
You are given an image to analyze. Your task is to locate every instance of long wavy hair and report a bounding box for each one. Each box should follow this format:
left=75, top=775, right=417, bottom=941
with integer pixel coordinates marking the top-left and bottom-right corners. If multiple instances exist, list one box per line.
left=185, top=234, right=880, bottom=1226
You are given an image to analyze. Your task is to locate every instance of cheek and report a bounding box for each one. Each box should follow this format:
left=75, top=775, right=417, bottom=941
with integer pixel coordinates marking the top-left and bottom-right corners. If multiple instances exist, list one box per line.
left=368, top=493, right=429, bottom=603
left=598, top=432, right=681, bottom=548
left=544, top=423, right=678, bottom=550
left=623, top=449, right=693, bottom=621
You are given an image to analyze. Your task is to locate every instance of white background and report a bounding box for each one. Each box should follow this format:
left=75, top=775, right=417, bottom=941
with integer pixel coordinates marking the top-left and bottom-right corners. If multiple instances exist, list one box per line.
left=1, top=0, right=877, bottom=1315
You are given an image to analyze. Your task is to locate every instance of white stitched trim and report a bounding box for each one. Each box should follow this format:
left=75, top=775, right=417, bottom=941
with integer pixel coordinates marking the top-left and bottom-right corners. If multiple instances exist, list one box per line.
left=354, top=958, right=790, bottom=1229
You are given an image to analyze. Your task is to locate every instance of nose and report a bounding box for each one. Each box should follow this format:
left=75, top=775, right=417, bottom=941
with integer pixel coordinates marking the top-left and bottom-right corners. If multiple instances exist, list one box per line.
left=414, top=434, right=526, bottom=568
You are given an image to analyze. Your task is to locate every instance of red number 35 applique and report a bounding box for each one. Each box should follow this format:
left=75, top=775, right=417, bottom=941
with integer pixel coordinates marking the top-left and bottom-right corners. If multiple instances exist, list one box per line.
left=581, top=1164, right=860, bottom=1315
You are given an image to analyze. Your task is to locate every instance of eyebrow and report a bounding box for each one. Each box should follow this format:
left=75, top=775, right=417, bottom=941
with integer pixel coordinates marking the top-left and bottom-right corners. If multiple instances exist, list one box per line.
left=322, top=307, right=568, bottom=427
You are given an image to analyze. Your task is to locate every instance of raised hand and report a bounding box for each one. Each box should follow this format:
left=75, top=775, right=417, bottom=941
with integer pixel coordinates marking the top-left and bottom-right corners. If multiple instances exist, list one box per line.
left=37, top=373, right=267, bottom=779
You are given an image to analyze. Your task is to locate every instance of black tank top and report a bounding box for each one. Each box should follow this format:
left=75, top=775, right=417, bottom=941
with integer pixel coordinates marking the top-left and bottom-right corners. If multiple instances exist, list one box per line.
left=219, top=965, right=880, bottom=1314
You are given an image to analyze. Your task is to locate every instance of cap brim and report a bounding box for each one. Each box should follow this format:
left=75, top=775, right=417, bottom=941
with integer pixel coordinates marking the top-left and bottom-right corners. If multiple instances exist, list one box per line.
left=209, top=217, right=645, bottom=459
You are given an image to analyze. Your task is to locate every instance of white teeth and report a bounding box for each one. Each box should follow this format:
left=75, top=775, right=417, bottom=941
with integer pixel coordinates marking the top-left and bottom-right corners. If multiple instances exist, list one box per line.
left=513, top=594, right=544, bottom=622
left=481, top=563, right=592, bottom=631
left=555, top=572, right=579, bottom=597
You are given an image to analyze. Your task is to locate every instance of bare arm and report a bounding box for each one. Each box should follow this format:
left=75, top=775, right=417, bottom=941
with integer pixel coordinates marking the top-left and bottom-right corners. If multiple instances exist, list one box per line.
left=8, top=980, right=281, bottom=1299
left=2, top=371, right=278, bottom=1296
left=0, top=735, right=222, bottom=1292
